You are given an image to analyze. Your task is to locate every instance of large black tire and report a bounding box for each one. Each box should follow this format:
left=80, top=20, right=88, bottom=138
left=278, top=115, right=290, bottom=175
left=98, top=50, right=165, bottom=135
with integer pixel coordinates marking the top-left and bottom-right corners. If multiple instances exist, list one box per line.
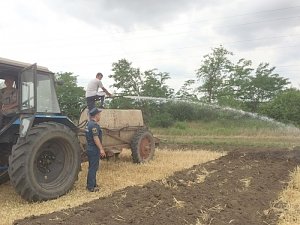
left=0, top=144, right=11, bottom=184
left=131, top=128, right=155, bottom=163
left=8, top=122, right=81, bottom=202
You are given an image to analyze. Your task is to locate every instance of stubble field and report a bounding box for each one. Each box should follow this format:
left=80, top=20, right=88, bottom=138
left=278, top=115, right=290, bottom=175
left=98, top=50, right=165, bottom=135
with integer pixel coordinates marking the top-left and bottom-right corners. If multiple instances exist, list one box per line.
left=3, top=121, right=300, bottom=225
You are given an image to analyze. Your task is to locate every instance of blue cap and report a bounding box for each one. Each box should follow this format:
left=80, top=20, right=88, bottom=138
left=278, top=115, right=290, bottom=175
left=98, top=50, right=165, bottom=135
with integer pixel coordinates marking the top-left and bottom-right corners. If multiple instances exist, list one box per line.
left=89, top=107, right=102, bottom=116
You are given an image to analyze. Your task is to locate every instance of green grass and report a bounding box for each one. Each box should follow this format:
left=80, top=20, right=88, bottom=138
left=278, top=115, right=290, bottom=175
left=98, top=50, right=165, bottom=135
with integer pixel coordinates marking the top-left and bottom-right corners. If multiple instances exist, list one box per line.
left=151, top=118, right=300, bottom=150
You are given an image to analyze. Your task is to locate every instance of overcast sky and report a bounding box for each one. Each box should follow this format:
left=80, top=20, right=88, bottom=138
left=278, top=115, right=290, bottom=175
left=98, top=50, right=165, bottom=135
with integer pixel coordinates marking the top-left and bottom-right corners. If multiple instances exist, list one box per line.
left=1, top=0, right=300, bottom=92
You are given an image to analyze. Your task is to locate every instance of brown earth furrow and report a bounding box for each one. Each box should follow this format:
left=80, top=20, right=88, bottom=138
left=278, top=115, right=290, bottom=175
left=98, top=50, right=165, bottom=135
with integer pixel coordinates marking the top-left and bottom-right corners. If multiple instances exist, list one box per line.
left=15, top=149, right=300, bottom=225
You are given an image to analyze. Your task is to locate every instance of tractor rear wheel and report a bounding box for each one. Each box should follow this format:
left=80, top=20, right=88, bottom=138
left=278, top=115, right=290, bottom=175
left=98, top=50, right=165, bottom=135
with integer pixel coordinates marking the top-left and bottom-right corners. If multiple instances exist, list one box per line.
left=0, top=144, right=11, bottom=184
left=8, top=122, right=81, bottom=202
left=131, top=128, right=155, bottom=163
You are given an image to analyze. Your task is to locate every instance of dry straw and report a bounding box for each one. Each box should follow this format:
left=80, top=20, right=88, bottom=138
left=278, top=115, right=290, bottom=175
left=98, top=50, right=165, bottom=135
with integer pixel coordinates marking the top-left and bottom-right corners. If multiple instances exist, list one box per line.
left=0, top=148, right=222, bottom=225
left=276, top=166, right=300, bottom=225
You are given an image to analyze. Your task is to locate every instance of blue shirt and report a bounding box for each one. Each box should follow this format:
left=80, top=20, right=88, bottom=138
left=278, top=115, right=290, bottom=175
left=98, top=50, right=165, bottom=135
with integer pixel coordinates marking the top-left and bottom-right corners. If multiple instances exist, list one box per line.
left=86, top=120, right=102, bottom=146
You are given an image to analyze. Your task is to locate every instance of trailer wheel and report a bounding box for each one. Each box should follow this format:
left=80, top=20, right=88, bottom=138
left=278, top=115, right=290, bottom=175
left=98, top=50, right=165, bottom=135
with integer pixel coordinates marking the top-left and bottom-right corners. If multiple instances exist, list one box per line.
left=8, top=122, right=81, bottom=202
left=131, top=128, right=155, bottom=163
left=0, top=144, right=11, bottom=184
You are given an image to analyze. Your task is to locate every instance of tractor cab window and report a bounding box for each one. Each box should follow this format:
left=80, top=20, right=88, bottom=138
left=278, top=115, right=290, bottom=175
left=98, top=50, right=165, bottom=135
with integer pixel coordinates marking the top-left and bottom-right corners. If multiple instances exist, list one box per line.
left=21, top=68, right=35, bottom=111
left=36, top=74, right=60, bottom=113
left=0, top=80, right=5, bottom=89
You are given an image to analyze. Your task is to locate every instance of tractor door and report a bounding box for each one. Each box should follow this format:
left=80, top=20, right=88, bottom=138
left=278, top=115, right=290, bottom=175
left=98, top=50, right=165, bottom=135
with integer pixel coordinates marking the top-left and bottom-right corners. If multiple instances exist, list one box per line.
left=18, top=64, right=37, bottom=138
left=19, top=64, right=37, bottom=113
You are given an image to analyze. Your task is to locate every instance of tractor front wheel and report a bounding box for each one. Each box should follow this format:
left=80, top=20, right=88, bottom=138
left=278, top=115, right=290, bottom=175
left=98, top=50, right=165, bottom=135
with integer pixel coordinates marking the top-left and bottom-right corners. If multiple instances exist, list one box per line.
left=9, top=122, right=81, bottom=202
left=131, top=128, right=155, bottom=163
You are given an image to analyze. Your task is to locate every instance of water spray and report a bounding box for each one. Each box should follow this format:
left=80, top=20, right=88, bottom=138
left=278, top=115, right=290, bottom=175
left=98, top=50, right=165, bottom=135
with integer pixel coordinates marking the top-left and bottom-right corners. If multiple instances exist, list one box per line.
left=117, top=95, right=300, bottom=132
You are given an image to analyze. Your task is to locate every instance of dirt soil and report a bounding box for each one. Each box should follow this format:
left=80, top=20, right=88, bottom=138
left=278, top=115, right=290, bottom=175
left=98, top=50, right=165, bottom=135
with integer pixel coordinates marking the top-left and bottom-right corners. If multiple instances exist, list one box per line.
left=15, top=148, right=300, bottom=225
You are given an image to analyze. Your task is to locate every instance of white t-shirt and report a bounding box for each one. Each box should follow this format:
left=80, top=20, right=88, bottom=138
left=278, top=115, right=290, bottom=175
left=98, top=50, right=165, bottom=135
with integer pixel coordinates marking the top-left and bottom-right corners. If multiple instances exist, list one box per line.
left=85, top=78, right=104, bottom=97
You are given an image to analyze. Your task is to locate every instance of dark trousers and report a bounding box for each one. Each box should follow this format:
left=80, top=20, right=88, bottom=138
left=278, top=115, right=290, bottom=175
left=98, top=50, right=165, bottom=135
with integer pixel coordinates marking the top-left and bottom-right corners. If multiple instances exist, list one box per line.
left=86, top=95, right=105, bottom=110
left=86, top=145, right=100, bottom=190
left=0, top=112, right=3, bottom=129
left=0, top=113, right=13, bottom=129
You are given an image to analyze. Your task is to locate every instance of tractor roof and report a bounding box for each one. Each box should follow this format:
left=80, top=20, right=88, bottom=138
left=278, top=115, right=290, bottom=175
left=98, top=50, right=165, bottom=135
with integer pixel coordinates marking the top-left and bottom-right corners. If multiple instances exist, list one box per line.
left=0, top=57, right=53, bottom=79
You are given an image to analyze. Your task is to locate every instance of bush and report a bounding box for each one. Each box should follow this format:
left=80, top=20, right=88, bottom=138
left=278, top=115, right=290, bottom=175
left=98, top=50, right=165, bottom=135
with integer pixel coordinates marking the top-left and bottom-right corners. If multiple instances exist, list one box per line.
left=165, top=102, right=197, bottom=121
left=260, top=89, right=300, bottom=126
left=164, top=101, right=247, bottom=122
left=193, top=104, right=220, bottom=121
left=149, top=112, right=174, bottom=128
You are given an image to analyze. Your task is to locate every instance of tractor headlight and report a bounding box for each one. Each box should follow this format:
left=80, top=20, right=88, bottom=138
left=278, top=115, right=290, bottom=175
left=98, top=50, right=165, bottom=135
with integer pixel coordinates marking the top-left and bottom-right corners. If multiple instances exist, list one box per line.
left=20, top=117, right=34, bottom=138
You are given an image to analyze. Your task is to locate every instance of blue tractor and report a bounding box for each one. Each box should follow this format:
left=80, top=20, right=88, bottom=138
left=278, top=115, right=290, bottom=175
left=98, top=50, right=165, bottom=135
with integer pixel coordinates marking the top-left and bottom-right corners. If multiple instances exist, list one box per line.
left=0, top=57, right=81, bottom=202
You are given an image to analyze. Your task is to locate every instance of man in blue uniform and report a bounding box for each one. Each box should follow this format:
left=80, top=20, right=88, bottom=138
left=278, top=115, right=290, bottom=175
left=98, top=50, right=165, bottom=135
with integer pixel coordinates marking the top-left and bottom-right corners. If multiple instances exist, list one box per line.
left=85, top=107, right=106, bottom=192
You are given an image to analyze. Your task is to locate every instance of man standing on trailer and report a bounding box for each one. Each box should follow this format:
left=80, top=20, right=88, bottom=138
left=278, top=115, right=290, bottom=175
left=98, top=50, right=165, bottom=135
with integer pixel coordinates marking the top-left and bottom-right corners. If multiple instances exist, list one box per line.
left=85, top=72, right=112, bottom=110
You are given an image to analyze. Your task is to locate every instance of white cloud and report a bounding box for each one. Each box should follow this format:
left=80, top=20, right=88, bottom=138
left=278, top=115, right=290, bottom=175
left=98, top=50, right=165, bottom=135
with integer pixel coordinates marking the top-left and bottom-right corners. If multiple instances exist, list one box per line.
left=0, top=0, right=300, bottom=93
left=44, top=0, right=220, bottom=30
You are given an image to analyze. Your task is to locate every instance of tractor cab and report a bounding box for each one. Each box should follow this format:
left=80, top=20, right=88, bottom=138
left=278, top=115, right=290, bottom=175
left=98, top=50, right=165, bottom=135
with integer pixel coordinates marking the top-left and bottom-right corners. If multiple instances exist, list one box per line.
left=0, top=58, right=61, bottom=134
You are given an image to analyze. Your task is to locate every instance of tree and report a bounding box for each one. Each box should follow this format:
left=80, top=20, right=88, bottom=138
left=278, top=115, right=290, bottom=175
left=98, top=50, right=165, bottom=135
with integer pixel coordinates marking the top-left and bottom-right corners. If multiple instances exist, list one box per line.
left=109, top=59, right=174, bottom=123
left=109, top=59, right=174, bottom=98
left=55, top=72, right=85, bottom=121
left=175, top=79, right=198, bottom=101
left=196, top=46, right=233, bottom=103
left=142, top=69, right=174, bottom=97
left=109, top=59, right=143, bottom=95
left=217, top=59, right=253, bottom=108
left=224, top=59, right=253, bottom=100
left=244, top=63, right=290, bottom=112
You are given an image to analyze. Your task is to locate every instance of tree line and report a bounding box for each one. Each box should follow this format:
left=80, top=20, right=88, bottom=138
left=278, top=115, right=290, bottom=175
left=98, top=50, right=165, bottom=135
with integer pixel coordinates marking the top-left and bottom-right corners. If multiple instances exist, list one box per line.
left=55, top=46, right=300, bottom=127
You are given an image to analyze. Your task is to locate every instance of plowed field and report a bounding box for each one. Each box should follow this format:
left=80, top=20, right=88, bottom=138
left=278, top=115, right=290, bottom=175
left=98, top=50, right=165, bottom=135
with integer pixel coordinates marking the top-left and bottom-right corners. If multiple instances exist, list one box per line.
left=14, top=148, right=300, bottom=225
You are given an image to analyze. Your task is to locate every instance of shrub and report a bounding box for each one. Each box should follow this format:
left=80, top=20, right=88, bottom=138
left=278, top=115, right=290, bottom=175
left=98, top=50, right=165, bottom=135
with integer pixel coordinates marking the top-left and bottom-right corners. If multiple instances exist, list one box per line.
left=260, top=89, right=300, bottom=126
left=149, top=112, right=174, bottom=128
left=165, top=102, right=197, bottom=121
